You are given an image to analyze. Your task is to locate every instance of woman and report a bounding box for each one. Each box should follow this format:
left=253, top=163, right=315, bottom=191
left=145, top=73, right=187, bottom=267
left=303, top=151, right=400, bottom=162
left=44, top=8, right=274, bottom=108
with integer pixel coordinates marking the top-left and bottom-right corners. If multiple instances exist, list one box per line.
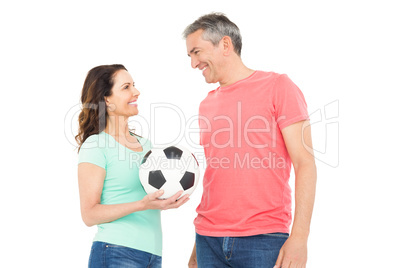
left=76, top=64, right=189, bottom=267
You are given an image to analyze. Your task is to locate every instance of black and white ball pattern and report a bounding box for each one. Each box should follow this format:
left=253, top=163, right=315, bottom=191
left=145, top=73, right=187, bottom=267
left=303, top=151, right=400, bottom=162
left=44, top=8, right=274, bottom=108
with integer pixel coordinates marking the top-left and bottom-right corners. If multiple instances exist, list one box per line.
left=139, top=145, right=200, bottom=199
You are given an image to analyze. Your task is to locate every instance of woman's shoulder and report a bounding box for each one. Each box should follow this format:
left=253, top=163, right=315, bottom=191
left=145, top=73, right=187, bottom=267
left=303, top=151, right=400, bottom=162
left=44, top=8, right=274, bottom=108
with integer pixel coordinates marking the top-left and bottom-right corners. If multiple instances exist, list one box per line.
left=81, top=132, right=108, bottom=150
left=78, top=133, right=107, bottom=166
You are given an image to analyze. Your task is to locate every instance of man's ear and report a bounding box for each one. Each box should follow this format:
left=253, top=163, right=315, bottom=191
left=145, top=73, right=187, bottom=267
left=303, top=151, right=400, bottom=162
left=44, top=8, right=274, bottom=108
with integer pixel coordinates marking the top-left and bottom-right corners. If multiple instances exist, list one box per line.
left=221, top=36, right=233, bottom=56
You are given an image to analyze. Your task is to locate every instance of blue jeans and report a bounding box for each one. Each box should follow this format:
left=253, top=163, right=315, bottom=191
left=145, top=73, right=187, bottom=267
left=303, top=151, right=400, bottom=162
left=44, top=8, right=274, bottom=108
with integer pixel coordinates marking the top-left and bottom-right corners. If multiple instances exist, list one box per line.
left=88, top=241, right=162, bottom=268
left=196, top=233, right=289, bottom=268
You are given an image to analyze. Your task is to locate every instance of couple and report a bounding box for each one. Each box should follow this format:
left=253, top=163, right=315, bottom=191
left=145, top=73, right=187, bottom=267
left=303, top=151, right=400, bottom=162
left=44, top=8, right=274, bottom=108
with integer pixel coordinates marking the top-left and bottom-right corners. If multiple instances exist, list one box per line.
left=76, top=13, right=317, bottom=268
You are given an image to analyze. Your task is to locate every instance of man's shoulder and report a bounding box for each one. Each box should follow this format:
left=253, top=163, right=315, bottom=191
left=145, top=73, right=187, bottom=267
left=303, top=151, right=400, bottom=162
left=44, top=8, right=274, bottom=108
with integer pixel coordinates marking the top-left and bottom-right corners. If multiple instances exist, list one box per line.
left=244, top=70, right=283, bottom=91
left=254, top=70, right=282, bottom=80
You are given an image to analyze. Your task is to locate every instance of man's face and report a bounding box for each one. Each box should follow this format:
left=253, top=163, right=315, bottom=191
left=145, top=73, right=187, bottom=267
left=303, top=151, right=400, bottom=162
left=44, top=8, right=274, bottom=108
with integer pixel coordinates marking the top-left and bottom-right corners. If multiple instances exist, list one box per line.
left=186, top=29, right=224, bottom=84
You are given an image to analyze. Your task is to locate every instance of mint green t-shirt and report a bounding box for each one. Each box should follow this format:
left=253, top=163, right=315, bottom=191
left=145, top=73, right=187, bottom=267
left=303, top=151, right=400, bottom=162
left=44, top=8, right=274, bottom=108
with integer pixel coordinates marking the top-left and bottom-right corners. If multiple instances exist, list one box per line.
left=78, top=132, right=162, bottom=256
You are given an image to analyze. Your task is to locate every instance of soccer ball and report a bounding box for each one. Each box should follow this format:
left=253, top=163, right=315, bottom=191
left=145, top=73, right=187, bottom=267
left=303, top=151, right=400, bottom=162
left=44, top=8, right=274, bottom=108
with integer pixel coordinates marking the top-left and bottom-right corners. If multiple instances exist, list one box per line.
left=139, top=145, right=200, bottom=199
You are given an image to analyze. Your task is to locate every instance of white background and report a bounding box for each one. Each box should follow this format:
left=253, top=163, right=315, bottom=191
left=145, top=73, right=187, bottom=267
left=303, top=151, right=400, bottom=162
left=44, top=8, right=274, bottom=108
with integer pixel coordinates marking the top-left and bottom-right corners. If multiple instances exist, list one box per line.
left=1, top=0, right=401, bottom=267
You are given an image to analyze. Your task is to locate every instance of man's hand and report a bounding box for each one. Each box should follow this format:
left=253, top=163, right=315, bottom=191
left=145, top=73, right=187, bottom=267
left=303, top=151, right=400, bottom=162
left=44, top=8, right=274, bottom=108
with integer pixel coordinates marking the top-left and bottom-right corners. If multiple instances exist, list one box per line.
left=188, top=242, right=197, bottom=267
left=274, top=235, right=308, bottom=268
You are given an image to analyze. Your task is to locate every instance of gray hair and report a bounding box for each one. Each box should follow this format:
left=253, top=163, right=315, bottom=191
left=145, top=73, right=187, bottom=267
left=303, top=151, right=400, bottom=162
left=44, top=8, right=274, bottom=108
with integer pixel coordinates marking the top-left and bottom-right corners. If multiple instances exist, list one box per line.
left=183, top=12, right=242, bottom=56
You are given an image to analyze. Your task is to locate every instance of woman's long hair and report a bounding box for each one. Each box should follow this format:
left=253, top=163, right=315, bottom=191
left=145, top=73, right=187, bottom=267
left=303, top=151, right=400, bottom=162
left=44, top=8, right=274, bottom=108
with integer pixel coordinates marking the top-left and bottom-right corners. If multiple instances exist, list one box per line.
left=75, top=64, right=127, bottom=151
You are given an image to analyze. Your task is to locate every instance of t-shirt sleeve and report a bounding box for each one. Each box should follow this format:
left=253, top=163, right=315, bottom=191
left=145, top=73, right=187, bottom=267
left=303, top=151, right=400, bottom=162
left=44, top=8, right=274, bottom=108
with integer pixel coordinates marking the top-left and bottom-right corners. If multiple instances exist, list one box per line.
left=78, top=135, right=106, bottom=169
left=273, top=74, right=309, bottom=130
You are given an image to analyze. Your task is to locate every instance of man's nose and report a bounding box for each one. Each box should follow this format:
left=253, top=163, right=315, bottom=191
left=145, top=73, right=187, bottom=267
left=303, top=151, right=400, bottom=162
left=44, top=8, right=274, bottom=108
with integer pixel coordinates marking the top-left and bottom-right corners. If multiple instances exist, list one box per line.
left=191, top=56, right=199, bottom=69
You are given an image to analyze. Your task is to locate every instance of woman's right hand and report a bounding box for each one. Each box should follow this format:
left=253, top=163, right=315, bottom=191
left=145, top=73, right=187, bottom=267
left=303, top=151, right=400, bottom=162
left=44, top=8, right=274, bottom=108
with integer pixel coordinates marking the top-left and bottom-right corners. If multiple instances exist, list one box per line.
left=141, top=190, right=190, bottom=211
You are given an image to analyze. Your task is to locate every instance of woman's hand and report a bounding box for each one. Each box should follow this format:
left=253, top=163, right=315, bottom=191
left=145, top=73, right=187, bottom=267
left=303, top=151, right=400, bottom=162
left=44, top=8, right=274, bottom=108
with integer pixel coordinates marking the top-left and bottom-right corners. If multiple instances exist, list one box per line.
left=141, top=190, right=190, bottom=210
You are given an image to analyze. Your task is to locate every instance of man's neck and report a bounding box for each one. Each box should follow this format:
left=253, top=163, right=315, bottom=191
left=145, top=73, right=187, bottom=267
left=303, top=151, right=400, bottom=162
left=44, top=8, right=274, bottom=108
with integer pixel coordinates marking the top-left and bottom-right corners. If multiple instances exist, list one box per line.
left=219, top=60, right=255, bottom=87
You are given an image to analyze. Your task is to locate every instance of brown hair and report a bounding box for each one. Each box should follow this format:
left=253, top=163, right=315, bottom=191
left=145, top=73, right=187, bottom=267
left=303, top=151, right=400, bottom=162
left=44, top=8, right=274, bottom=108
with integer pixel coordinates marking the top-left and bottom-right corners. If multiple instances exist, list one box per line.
left=75, top=64, right=127, bottom=151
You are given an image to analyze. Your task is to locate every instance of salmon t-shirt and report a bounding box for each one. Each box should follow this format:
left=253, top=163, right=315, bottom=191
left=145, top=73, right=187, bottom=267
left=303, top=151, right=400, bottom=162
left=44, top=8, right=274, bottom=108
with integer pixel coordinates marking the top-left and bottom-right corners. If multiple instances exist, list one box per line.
left=195, top=71, right=309, bottom=237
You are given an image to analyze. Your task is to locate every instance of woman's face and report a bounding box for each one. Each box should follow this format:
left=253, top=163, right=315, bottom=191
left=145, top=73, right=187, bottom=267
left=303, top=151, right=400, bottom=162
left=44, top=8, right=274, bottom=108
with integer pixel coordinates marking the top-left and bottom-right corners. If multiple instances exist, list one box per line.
left=105, top=70, right=140, bottom=118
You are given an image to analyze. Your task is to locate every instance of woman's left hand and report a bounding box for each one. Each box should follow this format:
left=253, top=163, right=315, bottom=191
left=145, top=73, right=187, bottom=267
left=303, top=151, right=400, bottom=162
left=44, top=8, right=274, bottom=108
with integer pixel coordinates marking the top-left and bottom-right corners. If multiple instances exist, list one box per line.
left=141, top=190, right=190, bottom=210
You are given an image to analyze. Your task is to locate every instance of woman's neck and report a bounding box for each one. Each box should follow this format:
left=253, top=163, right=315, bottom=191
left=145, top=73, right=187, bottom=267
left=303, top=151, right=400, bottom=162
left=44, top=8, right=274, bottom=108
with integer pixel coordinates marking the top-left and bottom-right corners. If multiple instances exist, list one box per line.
left=104, top=115, right=131, bottom=138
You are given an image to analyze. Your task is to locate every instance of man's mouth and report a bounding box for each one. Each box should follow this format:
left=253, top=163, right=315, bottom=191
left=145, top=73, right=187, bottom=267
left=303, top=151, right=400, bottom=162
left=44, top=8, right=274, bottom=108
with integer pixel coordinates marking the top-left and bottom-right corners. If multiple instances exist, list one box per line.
left=200, top=65, right=208, bottom=75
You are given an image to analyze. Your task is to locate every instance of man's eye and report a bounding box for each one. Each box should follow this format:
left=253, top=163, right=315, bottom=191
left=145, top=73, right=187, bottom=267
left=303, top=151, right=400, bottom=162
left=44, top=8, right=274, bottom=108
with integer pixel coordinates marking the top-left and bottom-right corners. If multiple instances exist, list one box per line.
left=195, top=51, right=200, bottom=55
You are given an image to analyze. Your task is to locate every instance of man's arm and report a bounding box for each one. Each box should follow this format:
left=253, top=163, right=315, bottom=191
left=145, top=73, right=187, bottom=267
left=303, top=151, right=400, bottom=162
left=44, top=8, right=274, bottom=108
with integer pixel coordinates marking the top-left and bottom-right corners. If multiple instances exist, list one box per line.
left=275, top=120, right=317, bottom=268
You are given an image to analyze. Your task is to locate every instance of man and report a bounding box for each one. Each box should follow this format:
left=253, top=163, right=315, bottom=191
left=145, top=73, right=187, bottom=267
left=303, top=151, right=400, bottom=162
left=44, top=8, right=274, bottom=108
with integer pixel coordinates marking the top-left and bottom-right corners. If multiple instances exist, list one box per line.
left=183, top=13, right=317, bottom=268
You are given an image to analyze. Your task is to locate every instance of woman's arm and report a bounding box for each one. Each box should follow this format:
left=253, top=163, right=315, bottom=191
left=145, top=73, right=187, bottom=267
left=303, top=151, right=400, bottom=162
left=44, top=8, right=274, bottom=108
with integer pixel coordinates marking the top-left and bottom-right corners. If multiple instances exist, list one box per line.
left=78, top=162, right=189, bottom=227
